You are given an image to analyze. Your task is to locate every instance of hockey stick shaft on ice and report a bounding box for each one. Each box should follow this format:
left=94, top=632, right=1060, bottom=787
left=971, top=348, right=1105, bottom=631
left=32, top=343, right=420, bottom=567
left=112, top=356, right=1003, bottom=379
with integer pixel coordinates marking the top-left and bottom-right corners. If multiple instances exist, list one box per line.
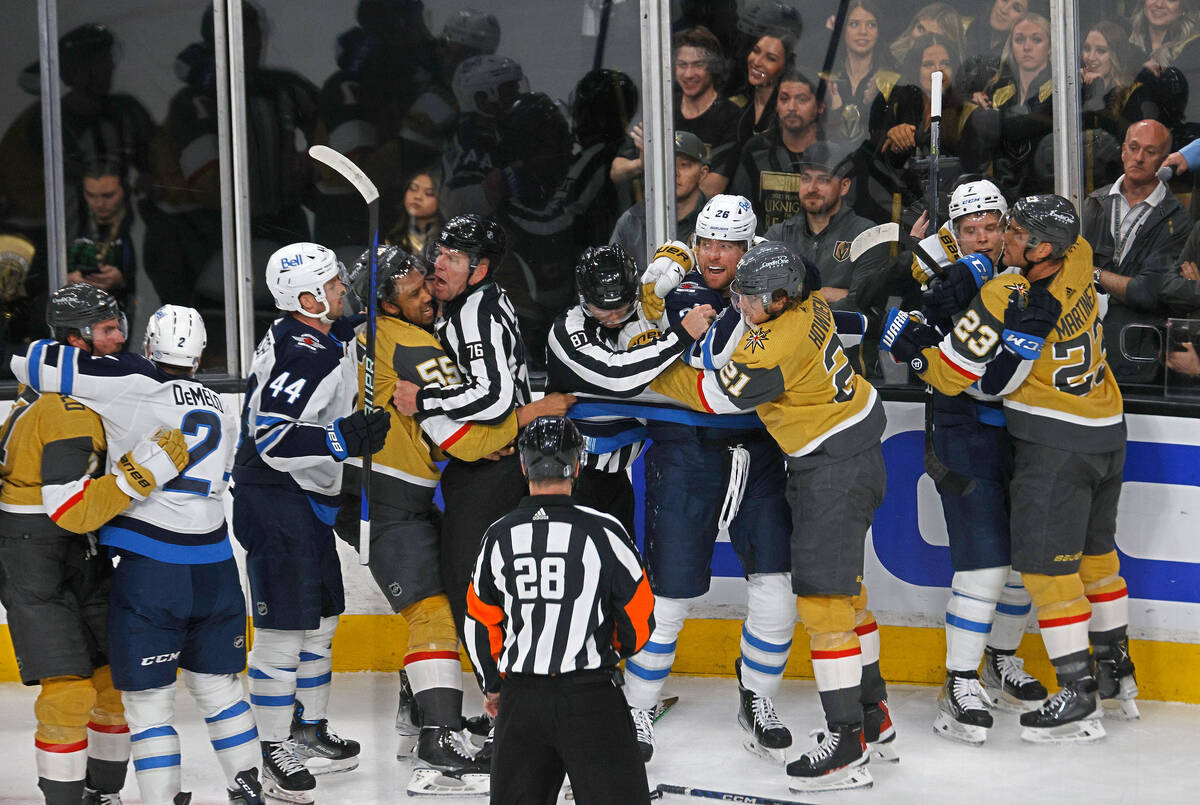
left=308, top=145, right=380, bottom=565
left=654, top=783, right=817, bottom=805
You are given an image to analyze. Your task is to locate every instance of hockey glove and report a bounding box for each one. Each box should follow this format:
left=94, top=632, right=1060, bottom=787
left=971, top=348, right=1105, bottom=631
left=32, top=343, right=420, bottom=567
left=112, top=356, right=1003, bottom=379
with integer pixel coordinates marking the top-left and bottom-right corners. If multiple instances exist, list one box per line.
left=1001, top=285, right=1062, bottom=360
left=879, top=307, right=941, bottom=372
left=325, top=408, right=391, bottom=460
left=922, top=254, right=993, bottom=325
left=643, top=241, right=696, bottom=298
left=113, top=428, right=190, bottom=500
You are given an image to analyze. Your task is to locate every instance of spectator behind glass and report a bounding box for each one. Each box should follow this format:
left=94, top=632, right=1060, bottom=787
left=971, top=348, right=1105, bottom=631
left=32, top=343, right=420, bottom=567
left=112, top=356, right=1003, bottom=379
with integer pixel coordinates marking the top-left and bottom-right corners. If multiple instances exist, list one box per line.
left=888, top=3, right=965, bottom=68
left=1082, top=21, right=1163, bottom=146
left=824, top=0, right=897, bottom=144
left=961, top=0, right=1029, bottom=94
left=386, top=168, right=444, bottom=258
left=1129, top=0, right=1200, bottom=133
left=68, top=157, right=135, bottom=307
left=730, top=32, right=798, bottom=147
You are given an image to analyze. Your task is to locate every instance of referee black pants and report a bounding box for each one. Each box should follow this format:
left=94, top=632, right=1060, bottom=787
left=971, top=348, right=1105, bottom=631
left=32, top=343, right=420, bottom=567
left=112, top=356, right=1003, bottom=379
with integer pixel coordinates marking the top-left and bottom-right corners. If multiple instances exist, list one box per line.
left=492, top=671, right=650, bottom=805
left=439, top=453, right=527, bottom=638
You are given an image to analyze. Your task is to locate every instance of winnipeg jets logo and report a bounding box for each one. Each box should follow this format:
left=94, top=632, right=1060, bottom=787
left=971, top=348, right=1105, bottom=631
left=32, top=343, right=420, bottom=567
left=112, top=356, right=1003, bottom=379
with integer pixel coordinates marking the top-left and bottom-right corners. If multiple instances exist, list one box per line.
left=743, top=327, right=770, bottom=353
left=292, top=333, right=325, bottom=352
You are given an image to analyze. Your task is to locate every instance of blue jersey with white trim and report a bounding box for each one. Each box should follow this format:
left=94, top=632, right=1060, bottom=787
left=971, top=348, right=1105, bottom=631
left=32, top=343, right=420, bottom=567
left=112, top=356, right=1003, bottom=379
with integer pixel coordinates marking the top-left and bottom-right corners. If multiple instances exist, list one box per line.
left=234, top=315, right=358, bottom=497
left=11, top=341, right=236, bottom=564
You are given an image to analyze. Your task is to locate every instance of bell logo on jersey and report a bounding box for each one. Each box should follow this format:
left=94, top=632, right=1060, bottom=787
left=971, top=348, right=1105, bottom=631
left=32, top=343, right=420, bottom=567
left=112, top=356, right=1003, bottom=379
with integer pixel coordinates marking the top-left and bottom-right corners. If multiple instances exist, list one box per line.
left=141, top=651, right=182, bottom=666
left=281, top=253, right=305, bottom=268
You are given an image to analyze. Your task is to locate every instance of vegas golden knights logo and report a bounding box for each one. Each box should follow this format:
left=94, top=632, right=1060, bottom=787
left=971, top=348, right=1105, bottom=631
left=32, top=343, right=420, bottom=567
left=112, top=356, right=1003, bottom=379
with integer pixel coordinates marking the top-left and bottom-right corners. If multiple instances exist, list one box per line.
left=833, top=241, right=852, bottom=262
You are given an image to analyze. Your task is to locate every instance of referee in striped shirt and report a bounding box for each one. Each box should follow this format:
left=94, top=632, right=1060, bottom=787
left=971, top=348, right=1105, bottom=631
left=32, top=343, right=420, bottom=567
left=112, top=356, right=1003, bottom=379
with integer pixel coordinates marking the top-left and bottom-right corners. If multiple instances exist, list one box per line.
left=464, top=416, right=655, bottom=805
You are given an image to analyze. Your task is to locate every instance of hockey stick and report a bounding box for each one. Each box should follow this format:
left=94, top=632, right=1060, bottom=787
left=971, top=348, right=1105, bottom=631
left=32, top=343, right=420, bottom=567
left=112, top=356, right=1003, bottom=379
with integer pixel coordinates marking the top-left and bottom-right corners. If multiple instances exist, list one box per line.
left=928, top=71, right=943, bottom=232
left=849, top=223, right=946, bottom=280
left=654, top=783, right=817, bottom=805
left=308, top=144, right=380, bottom=566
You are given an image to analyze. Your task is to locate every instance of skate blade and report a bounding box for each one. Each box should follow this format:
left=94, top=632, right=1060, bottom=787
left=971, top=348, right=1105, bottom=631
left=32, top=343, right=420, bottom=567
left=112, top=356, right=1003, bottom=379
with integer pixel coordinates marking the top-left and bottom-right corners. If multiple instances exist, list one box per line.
left=984, top=687, right=1043, bottom=713
left=406, top=767, right=489, bottom=797
left=869, top=737, right=902, bottom=763
left=932, top=713, right=987, bottom=746
left=303, top=755, right=360, bottom=775
left=1019, top=718, right=1106, bottom=744
left=561, top=782, right=574, bottom=800
left=741, top=737, right=787, bottom=763
left=262, top=781, right=315, bottom=804
left=396, top=733, right=419, bottom=760
left=788, top=765, right=873, bottom=793
left=1101, top=697, right=1140, bottom=721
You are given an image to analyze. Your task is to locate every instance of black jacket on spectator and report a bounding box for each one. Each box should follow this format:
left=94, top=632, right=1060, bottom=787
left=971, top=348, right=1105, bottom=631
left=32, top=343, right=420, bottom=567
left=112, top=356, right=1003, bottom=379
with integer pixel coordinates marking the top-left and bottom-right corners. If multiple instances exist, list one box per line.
left=1160, top=221, right=1200, bottom=316
left=1084, top=181, right=1192, bottom=385
left=729, top=126, right=819, bottom=233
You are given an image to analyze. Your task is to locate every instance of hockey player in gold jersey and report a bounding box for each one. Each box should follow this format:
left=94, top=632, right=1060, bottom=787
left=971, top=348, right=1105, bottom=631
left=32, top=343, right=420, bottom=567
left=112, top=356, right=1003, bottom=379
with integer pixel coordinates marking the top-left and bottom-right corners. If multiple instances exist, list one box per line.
left=881, top=194, right=1136, bottom=740
left=651, top=242, right=887, bottom=792
left=337, top=247, right=572, bottom=795
left=0, top=284, right=188, bottom=805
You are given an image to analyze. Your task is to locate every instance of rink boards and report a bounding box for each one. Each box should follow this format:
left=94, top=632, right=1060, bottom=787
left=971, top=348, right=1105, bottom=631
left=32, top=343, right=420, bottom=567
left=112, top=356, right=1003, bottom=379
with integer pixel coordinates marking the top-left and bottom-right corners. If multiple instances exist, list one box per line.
left=1, top=398, right=1197, bottom=702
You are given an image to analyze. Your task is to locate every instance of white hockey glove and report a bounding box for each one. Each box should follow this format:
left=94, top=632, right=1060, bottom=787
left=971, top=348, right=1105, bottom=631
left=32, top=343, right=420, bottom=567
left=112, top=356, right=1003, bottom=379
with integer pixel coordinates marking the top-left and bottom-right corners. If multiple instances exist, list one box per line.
left=643, top=241, right=696, bottom=298
left=113, top=428, right=190, bottom=500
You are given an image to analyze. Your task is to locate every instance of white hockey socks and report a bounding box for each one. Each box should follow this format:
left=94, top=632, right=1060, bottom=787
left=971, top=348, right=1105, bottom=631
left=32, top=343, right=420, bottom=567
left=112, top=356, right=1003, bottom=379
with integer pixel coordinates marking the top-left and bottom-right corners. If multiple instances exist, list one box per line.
left=248, top=628, right=304, bottom=741
left=123, top=685, right=181, bottom=805
left=989, top=568, right=1033, bottom=653
left=945, top=567, right=1008, bottom=672
left=624, top=596, right=691, bottom=709
left=739, top=574, right=795, bottom=698
left=296, top=616, right=338, bottom=723
left=183, top=671, right=259, bottom=788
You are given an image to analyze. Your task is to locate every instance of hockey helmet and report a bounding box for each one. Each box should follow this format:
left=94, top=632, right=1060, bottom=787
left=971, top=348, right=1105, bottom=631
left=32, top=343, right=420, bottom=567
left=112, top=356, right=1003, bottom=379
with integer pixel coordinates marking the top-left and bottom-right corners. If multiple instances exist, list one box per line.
left=336, top=27, right=379, bottom=77
left=518, top=416, right=584, bottom=482
left=949, top=179, right=1007, bottom=224
left=570, top=69, right=638, bottom=143
left=350, top=245, right=423, bottom=313
left=1004, top=195, right=1080, bottom=260
left=576, top=245, right=639, bottom=320
left=440, top=9, right=501, bottom=54
left=265, top=242, right=347, bottom=323
left=732, top=241, right=811, bottom=307
left=736, top=0, right=803, bottom=39
left=47, top=283, right=126, bottom=344
left=437, top=215, right=506, bottom=268
left=452, top=55, right=528, bottom=116
left=498, top=92, right=572, bottom=165
left=694, top=194, right=758, bottom=249
left=144, top=305, right=207, bottom=370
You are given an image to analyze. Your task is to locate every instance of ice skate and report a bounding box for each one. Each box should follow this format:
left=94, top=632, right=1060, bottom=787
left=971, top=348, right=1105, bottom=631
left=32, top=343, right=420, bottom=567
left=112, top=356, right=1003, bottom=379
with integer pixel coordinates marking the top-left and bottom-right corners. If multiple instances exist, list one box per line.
left=651, top=696, right=679, bottom=722
left=463, top=713, right=492, bottom=749
left=982, top=647, right=1047, bottom=712
left=173, top=795, right=191, bottom=805
left=1019, top=678, right=1106, bottom=743
left=630, top=705, right=656, bottom=763
left=472, top=724, right=494, bottom=771
left=228, top=768, right=265, bottom=805
left=786, top=724, right=873, bottom=793
left=735, top=659, right=792, bottom=761
left=291, top=703, right=361, bottom=774
left=863, top=699, right=900, bottom=762
left=933, top=671, right=994, bottom=746
left=405, top=727, right=490, bottom=797
left=1094, top=638, right=1140, bottom=721
left=396, top=670, right=422, bottom=758
left=261, top=739, right=316, bottom=804
left=82, top=789, right=124, bottom=804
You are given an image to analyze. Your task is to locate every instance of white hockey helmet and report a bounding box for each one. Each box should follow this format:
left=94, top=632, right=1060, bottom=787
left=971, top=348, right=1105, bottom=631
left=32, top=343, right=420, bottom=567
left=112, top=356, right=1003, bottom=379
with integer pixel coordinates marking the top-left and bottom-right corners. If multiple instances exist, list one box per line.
left=266, top=242, right=345, bottom=322
left=452, top=55, right=527, bottom=116
left=693, top=194, right=757, bottom=249
left=441, top=9, right=501, bottom=54
left=144, top=305, right=207, bottom=370
left=949, top=179, right=1008, bottom=224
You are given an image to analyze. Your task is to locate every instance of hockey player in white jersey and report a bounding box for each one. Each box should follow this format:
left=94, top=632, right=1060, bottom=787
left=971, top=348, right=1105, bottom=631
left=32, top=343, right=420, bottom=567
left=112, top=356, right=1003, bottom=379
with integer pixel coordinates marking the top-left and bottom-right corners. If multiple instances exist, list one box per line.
left=232, top=243, right=390, bottom=802
left=11, top=305, right=265, bottom=805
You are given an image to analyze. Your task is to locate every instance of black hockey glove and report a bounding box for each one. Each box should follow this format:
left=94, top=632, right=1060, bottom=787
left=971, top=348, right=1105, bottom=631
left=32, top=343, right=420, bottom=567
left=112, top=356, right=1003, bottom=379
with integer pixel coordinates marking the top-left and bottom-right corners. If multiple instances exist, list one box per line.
left=879, top=307, right=941, bottom=373
left=325, top=408, right=391, bottom=460
left=922, top=254, right=993, bottom=327
left=1001, top=285, right=1062, bottom=360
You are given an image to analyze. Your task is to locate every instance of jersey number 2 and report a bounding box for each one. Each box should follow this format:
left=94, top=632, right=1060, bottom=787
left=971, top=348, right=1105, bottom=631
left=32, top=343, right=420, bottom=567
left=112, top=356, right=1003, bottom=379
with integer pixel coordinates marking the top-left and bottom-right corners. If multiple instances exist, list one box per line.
left=164, top=410, right=222, bottom=496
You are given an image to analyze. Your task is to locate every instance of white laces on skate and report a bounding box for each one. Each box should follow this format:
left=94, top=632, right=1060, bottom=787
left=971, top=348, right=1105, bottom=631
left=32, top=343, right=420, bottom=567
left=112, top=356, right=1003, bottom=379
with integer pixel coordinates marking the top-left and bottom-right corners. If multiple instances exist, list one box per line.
left=802, top=729, right=840, bottom=764
left=445, top=729, right=477, bottom=761
left=270, top=739, right=310, bottom=776
left=752, top=695, right=786, bottom=731
left=953, top=675, right=992, bottom=711
left=631, top=707, right=655, bottom=746
left=996, top=653, right=1037, bottom=685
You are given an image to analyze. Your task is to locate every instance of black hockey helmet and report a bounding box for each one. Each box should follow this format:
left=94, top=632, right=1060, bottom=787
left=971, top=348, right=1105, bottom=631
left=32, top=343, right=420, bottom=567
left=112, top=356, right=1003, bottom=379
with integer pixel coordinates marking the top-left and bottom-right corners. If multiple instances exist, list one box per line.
left=47, top=282, right=126, bottom=343
left=570, top=69, right=638, bottom=143
left=336, top=27, right=378, bottom=77
left=437, top=214, right=506, bottom=268
left=498, top=92, right=571, bottom=165
left=732, top=241, right=814, bottom=306
left=518, top=416, right=584, bottom=483
left=350, top=245, right=422, bottom=313
left=576, top=245, right=639, bottom=316
left=1004, top=194, right=1080, bottom=260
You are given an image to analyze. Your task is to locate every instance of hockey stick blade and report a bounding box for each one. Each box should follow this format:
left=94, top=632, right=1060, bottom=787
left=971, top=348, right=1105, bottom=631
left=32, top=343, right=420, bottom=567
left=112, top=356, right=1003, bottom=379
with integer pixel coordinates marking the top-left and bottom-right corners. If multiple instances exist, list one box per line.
left=849, top=222, right=946, bottom=279
left=656, top=783, right=818, bottom=805
left=308, top=144, right=379, bottom=203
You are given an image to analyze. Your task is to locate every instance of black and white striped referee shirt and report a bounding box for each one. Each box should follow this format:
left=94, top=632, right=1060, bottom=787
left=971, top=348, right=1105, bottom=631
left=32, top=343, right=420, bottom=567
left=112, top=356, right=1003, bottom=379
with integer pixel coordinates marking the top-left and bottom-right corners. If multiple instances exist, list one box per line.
left=416, top=279, right=532, bottom=425
left=464, top=494, right=655, bottom=693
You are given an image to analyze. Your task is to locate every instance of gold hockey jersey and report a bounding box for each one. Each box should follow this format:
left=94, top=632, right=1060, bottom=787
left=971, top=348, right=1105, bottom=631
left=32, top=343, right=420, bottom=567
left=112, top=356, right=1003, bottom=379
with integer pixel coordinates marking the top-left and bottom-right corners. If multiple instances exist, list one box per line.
left=650, top=293, right=883, bottom=458
left=353, top=315, right=517, bottom=500
left=0, top=386, right=135, bottom=535
left=917, top=236, right=1125, bottom=451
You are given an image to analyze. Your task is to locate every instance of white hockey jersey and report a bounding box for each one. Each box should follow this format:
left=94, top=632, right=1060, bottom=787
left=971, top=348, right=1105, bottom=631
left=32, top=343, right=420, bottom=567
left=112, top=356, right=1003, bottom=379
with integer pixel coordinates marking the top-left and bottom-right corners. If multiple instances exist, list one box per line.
left=11, top=341, right=237, bottom=564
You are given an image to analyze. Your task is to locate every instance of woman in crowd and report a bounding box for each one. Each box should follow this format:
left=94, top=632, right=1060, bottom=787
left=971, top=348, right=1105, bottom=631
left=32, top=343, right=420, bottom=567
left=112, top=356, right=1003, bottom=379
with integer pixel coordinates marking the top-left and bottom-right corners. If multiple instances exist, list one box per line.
left=730, top=31, right=797, bottom=147
left=1128, top=0, right=1200, bottom=134
left=1083, top=20, right=1160, bottom=136
left=961, top=0, right=1027, bottom=94
left=824, top=0, right=897, bottom=143
left=386, top=168, right=444, bottom=256
left=888, top=3, right=965, bottom=67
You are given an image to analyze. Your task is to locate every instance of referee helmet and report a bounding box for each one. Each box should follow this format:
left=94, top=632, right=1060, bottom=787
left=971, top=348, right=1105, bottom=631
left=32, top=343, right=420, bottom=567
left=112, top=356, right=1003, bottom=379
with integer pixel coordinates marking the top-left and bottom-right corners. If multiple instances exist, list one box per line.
left=518, top=416, right=584, bottom=482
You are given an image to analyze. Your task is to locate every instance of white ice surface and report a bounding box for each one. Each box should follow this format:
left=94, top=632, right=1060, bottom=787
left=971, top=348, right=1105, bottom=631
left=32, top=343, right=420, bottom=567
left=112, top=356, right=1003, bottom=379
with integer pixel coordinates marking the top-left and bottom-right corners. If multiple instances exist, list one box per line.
left=0, top=672, right=1192, bottom=804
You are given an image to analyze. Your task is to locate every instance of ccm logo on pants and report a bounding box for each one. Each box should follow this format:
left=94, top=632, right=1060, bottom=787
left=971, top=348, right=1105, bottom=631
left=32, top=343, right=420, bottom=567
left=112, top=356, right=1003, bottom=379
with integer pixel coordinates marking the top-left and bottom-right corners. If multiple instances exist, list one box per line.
left=140, top=652, right=182, bottom=666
